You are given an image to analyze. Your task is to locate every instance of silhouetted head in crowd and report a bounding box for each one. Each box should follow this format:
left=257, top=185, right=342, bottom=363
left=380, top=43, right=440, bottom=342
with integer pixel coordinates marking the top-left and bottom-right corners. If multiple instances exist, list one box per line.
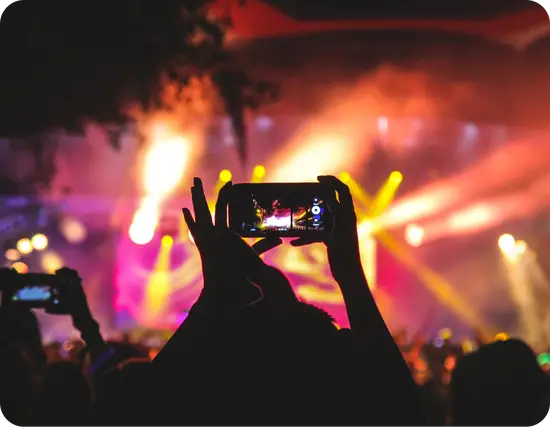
left=77, top=340, right=148, bottom=374
left=0, top=305, right=46, bottom=371
left=34, top=361, right=92, bottom=425
left=451, top=339, right=550, bottom=426
left=94, top=359, right=152, bottom=424
left=0, top=347, right=35, bottom=425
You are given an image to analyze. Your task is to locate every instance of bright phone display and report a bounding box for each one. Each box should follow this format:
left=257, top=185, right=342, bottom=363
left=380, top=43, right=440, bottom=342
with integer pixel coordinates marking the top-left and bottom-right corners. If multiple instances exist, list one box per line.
left=229, top=183, right=332, bottom=238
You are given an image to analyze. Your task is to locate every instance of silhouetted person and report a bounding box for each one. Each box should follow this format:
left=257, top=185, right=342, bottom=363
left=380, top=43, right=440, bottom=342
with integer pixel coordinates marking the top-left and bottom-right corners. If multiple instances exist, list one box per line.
left=451, top=339, right=550, bottom=426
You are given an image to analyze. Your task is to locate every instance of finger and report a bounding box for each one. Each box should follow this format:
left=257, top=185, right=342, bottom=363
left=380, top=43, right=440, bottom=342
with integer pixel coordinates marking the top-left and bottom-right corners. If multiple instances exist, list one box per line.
left=318, top=175, right=353, bottom=206
left=182, top=208, right=197, bottom=235
left=251, top=236, right=283, bottom=256
left=318, top=175, right=354, bottom=213
left=317, top=176, right=340, bottom=215
left=191, top=177, right=212, bottom=227
left=215, top=181, right=232, bottom=228
left=289, top=237, right=318, bottom=247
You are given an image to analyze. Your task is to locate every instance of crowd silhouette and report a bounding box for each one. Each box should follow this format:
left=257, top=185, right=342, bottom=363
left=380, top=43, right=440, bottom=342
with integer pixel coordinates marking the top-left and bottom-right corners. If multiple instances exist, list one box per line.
left=1, top=176, right=549, bottom=426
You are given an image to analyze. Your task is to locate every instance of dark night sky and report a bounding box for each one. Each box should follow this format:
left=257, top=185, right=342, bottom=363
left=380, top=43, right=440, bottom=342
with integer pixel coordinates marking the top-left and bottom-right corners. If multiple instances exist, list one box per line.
left=262, top=0, right=538, bottom=21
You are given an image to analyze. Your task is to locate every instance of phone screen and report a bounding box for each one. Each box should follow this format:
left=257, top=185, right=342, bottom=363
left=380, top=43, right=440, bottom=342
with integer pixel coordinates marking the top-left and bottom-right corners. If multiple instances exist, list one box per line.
left=12, top=285, right=53, bottom=303
left=10, top=274, right=60, bottom=308
left=229, top=183, right=331, bottom=237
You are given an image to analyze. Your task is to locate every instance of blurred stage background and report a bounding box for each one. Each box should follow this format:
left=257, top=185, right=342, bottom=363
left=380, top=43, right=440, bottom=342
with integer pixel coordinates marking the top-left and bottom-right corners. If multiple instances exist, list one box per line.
left=2, top=0, right=550, bottom=350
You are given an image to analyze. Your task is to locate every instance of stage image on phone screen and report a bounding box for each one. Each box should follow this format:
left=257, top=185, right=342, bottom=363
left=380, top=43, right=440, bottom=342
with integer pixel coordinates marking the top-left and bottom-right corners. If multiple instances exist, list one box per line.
left=12, top=285, right=52, bottom=302
left=231, top=184, right=327, bottom=236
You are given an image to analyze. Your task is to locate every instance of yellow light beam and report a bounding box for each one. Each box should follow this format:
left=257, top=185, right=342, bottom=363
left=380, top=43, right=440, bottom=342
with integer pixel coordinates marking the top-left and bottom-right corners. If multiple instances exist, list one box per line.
left=368, top=171, right=403, bottom=218
left=144, top=236, right=174, bottom=321
left=348, top=175, right=493, bottom=338
left=373, top=227, right=494, bottom=339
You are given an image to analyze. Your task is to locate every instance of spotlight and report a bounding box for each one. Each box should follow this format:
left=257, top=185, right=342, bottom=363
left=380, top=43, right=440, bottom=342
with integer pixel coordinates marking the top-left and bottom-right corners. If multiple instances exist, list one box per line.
left=219, top=169, right=232, bottom=183
left=253, top=165, right=266, bottom=179
left=12, top=261, right=29, bottom=274
left=5, top=249, right=20, bottom=262
left=16, top=238, right=33, bottom=255
left=494, top=332, right=509, bottom=341
left=515, top=240, right=527, bottom=254
left=498, top=234, right=516, bottom=254
left=129, top=221, right=155, bottom=245
left=161, top=235, right=174, bottom=247
left=339, top=172, right=351, bottom=184
left=31, top=233, right=48, bottom=251
left=390, top=171, right=403, bottom=184
left=41, top=252, right=64, bottom=274
left=60, top=217, right=87, bottom=244
left=405, top=224, right=424, bottom=247
left=439, top=328, right=453, bottom=340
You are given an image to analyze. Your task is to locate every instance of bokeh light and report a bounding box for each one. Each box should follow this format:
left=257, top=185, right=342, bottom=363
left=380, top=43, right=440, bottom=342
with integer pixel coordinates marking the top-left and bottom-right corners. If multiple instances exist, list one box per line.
left=161, top=235, right=174, bottom=247
left=253, top=165, right=266, bottom=179
left=41, top=251, right=64, bottom=274
left=405, top=224, right=424, bottom=247
left=515, top=240, right=527, bottom=254
left=5, top=249, right=20, bottom=262
left=219, top=169, right=232, bottom=183
left=390, top=171, right=403, bottom=185
left=498, top=234, right=516, bottom=254
left=129, top=221, right=156, bottom=246
left=16, top=238, right=33, bottom=255
left=12, top=261, right=29, bottom=274
left=31, top=233, right=48, bottom=251
left=494, top=332, right=510, bottom=341
left=439, top=328, right=453, bottom=340
left=60, top=217, right=87, bottom=244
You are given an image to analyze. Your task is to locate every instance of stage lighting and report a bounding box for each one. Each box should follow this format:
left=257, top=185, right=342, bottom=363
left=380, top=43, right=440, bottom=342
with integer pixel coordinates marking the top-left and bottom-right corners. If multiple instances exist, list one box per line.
left=439, top=328, right=452, bottom=340
left=161, top=235, right=174, bottom=247
left=390, top=171, right=403, bottom=184
left=405, top=224, right=424, bottom=247
left=5, top=249, right=20, bottom=262
left=253, top=165, right=266, bottom=179
left=219, top=169, right=232, bottom=183
left=31, top=233, right=48, bottom=251
left=494, top=332, right=509, bottom=341
left=498, top=234, right=516, bottom=254
left=339, top=172, right=351, bottom=184
left=515, top=240, right=527, bottom=254
left=60, top=217, right=87, bottom=244
left=16, top=238, right=33, bottom=255
left=41, top=251, right=64, bottom=274
left=129, top=221, right=155, bottom=245
left=12, top=262, right=29, bottom=274
left=461, top=339, right=474, bottom=354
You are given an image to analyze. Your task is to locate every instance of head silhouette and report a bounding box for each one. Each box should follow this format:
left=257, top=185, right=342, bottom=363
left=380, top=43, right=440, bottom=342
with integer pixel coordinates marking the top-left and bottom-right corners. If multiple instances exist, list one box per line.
left=451, top=339, right=550, bottom=426
left=0, top=305, right=46, bottom=371
left=34, top=361, right=92, bottom=425
left=0, top=347, right=35, bottom=425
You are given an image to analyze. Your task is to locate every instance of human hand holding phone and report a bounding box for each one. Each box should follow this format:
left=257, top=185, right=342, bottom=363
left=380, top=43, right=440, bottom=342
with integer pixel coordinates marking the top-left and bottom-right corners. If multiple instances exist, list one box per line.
left=290, top=175, right=362, bottom=284
left=228, top=182, right=332, bottom=238
left=182, top=178, right=284, bottom=307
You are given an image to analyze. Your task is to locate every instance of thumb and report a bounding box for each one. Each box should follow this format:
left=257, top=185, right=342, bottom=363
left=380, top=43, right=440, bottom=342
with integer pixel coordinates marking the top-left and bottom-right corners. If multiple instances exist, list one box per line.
left=289, top=237, right=318, bottom=247
left=251, top=237, right=283, bottom=256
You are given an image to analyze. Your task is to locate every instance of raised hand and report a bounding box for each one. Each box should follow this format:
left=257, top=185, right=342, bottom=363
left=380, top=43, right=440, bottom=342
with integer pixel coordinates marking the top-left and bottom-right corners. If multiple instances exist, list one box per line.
left=291, top=175, right=362, bottom=284
left=182, top=178, right=285, bottom=306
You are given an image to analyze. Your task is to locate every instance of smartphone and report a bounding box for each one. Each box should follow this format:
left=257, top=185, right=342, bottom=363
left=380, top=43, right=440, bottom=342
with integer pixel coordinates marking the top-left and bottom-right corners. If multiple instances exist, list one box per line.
left=10, top=273, right=61, bottom=309
left=229, top=183, right=332, bottom=238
